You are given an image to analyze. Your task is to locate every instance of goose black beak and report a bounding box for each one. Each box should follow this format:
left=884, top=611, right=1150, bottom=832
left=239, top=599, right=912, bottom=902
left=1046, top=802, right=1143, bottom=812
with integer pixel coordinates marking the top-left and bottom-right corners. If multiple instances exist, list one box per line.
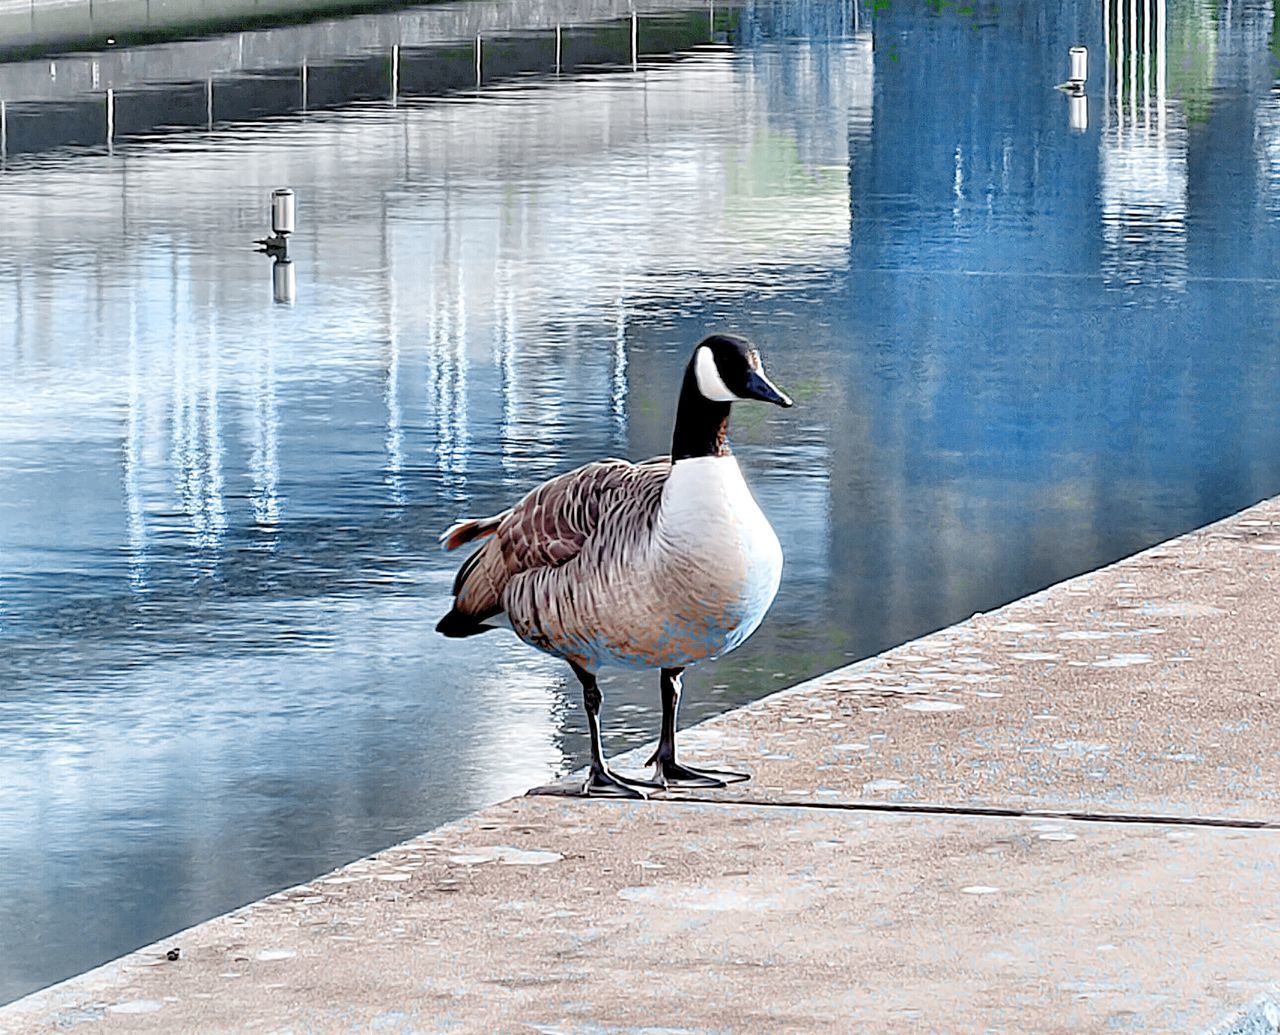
left=742, top=370, right=793, bottom=408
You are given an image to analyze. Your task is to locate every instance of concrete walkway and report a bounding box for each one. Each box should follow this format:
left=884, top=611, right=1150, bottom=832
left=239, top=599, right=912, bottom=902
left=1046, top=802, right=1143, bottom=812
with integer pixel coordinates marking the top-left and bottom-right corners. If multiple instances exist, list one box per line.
left=3, top=497, right=1279, bottom=1033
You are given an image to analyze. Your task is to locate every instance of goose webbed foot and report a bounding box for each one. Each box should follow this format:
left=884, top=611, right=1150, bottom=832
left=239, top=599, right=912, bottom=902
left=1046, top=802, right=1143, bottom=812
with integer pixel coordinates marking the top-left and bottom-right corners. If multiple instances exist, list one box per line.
left=583, top=765, right=664, bottom=799
left=646, top=751, right=751, bottom=789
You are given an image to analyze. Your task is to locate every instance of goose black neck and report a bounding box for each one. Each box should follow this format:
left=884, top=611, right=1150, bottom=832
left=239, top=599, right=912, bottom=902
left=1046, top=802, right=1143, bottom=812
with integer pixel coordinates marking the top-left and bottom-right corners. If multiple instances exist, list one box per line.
left=671, top=366, right=732, bottom=461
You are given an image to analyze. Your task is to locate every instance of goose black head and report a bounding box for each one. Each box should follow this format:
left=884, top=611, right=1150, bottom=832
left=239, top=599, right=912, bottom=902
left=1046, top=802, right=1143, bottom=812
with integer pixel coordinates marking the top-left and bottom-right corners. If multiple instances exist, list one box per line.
left=691, top=333, right=793, bottom=408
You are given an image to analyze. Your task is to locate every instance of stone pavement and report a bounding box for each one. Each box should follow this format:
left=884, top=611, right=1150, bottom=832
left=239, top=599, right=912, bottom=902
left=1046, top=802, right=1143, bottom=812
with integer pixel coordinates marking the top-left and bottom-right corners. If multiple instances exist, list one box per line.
left=3, top=496, right=1278, bottom=1033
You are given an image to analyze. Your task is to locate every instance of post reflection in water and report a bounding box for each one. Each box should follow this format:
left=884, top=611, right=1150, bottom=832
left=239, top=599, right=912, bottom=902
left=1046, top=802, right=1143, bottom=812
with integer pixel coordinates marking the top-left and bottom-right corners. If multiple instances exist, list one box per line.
left=247, top=332, right=281, bottom=534
left=271, top=257, right=296, bottom=304
left=433, top=260, right=470, bottom=504
left=612, top=294, right=629, bottom=442
left=123, top=299, right=150, bottom=590
left=384, top=212, right=406, bottom=510
left=170, top=274, right=228, bottom=562
left=3, top=0, right=1280, bottom=1009
left=494, top=258, right=522, bottom=484
left=1100, top=0, right=1186, bottom=290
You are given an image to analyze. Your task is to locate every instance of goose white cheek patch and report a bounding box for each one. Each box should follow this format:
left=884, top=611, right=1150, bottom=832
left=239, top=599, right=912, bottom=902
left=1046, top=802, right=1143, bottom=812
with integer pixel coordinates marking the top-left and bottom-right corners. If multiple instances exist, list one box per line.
left=694, top=346, right=739, bottom=402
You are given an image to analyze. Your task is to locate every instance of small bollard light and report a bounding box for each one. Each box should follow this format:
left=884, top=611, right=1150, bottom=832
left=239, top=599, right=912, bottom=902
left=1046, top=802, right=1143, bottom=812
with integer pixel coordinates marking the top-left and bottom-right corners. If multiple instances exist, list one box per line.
left=271, top=188, right=295, bottom=237
left=1069, top=92, right=1088, bottom=133
left=1068, top=46, right=1087, bottom=88
left=273, top=258, right=296, bottom=305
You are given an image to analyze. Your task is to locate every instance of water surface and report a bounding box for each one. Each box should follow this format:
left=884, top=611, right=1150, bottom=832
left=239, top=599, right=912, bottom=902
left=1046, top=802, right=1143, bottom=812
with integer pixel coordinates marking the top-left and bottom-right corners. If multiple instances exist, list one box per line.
left=3, top=0, right=1280, bottom=1005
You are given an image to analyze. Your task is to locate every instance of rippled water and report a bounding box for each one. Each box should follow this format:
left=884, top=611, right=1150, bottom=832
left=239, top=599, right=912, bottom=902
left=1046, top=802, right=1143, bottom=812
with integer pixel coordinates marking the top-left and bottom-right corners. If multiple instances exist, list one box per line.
left=3, top=0, right=1280, bottom=1005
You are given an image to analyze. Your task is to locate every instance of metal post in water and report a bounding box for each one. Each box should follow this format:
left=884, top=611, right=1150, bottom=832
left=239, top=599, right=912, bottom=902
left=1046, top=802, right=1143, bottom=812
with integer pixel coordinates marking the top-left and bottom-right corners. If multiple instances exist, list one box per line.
left=106, top=87, right=114, bottom=153
left=1, top=100, right=6, bottom=164
left=631, top=11, right=638, bottom=70
left=257, top=189, right=295, bottom=257
left=1058, top=47, right=1088, bottom=131
left=257, top=188, right=295, bottom=307
left=391, top=44, right=400, bottom=105
left=475, top=34, right=482, bottom=88
left=555, top=24, right=562, bottom=74
left=1069, top=46, right=1087, bottom=88
left=271, top=188, right=295, bottom=237
left=301, top=61, right=308, bottom=111
left=206, top=77, right=214, bottom=129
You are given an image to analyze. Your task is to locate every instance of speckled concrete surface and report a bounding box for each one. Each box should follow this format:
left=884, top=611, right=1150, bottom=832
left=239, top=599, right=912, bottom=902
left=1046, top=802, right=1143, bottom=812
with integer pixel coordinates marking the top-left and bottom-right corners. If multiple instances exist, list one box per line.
left=3, top=497, right=1278, bottom=1033
left=5, top=801, right=1280, bottom=1034
left=595, top=496, right=1280, bottom=822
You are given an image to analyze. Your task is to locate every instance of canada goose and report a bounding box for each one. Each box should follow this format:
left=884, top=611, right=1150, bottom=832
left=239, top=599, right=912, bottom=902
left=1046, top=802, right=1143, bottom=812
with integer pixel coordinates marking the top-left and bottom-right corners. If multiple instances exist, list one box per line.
left=436, top=333, right=792, bottom=798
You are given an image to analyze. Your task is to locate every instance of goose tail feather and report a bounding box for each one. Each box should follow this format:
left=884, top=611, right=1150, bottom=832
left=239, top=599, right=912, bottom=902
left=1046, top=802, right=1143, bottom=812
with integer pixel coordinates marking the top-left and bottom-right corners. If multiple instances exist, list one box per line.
left=439, top=513, right=506, bottom=552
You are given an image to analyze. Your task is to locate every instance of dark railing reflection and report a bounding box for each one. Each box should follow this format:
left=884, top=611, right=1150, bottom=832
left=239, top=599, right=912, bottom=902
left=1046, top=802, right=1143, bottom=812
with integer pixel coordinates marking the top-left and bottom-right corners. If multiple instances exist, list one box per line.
left=0, top=4, right=736, bottom=161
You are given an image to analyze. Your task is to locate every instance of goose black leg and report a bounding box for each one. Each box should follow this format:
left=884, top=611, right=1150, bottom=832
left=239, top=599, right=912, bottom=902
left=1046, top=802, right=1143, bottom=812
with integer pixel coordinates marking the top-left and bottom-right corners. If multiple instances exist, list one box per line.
left=570, top=662, right=661, bottom=798
left=646, top=667, right=750, bottom=788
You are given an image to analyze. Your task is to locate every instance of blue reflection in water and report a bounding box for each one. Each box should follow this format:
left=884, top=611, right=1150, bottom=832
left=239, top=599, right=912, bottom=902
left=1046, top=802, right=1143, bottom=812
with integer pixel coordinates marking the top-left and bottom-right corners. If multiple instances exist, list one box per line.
left=2, top=0, right=1280, bottom=1007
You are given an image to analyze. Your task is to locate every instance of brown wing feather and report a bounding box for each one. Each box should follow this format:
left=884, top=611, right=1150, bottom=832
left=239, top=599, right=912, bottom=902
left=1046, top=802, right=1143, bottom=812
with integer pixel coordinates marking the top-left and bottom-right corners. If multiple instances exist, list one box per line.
left=443, top=457, right=670, bottom=627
